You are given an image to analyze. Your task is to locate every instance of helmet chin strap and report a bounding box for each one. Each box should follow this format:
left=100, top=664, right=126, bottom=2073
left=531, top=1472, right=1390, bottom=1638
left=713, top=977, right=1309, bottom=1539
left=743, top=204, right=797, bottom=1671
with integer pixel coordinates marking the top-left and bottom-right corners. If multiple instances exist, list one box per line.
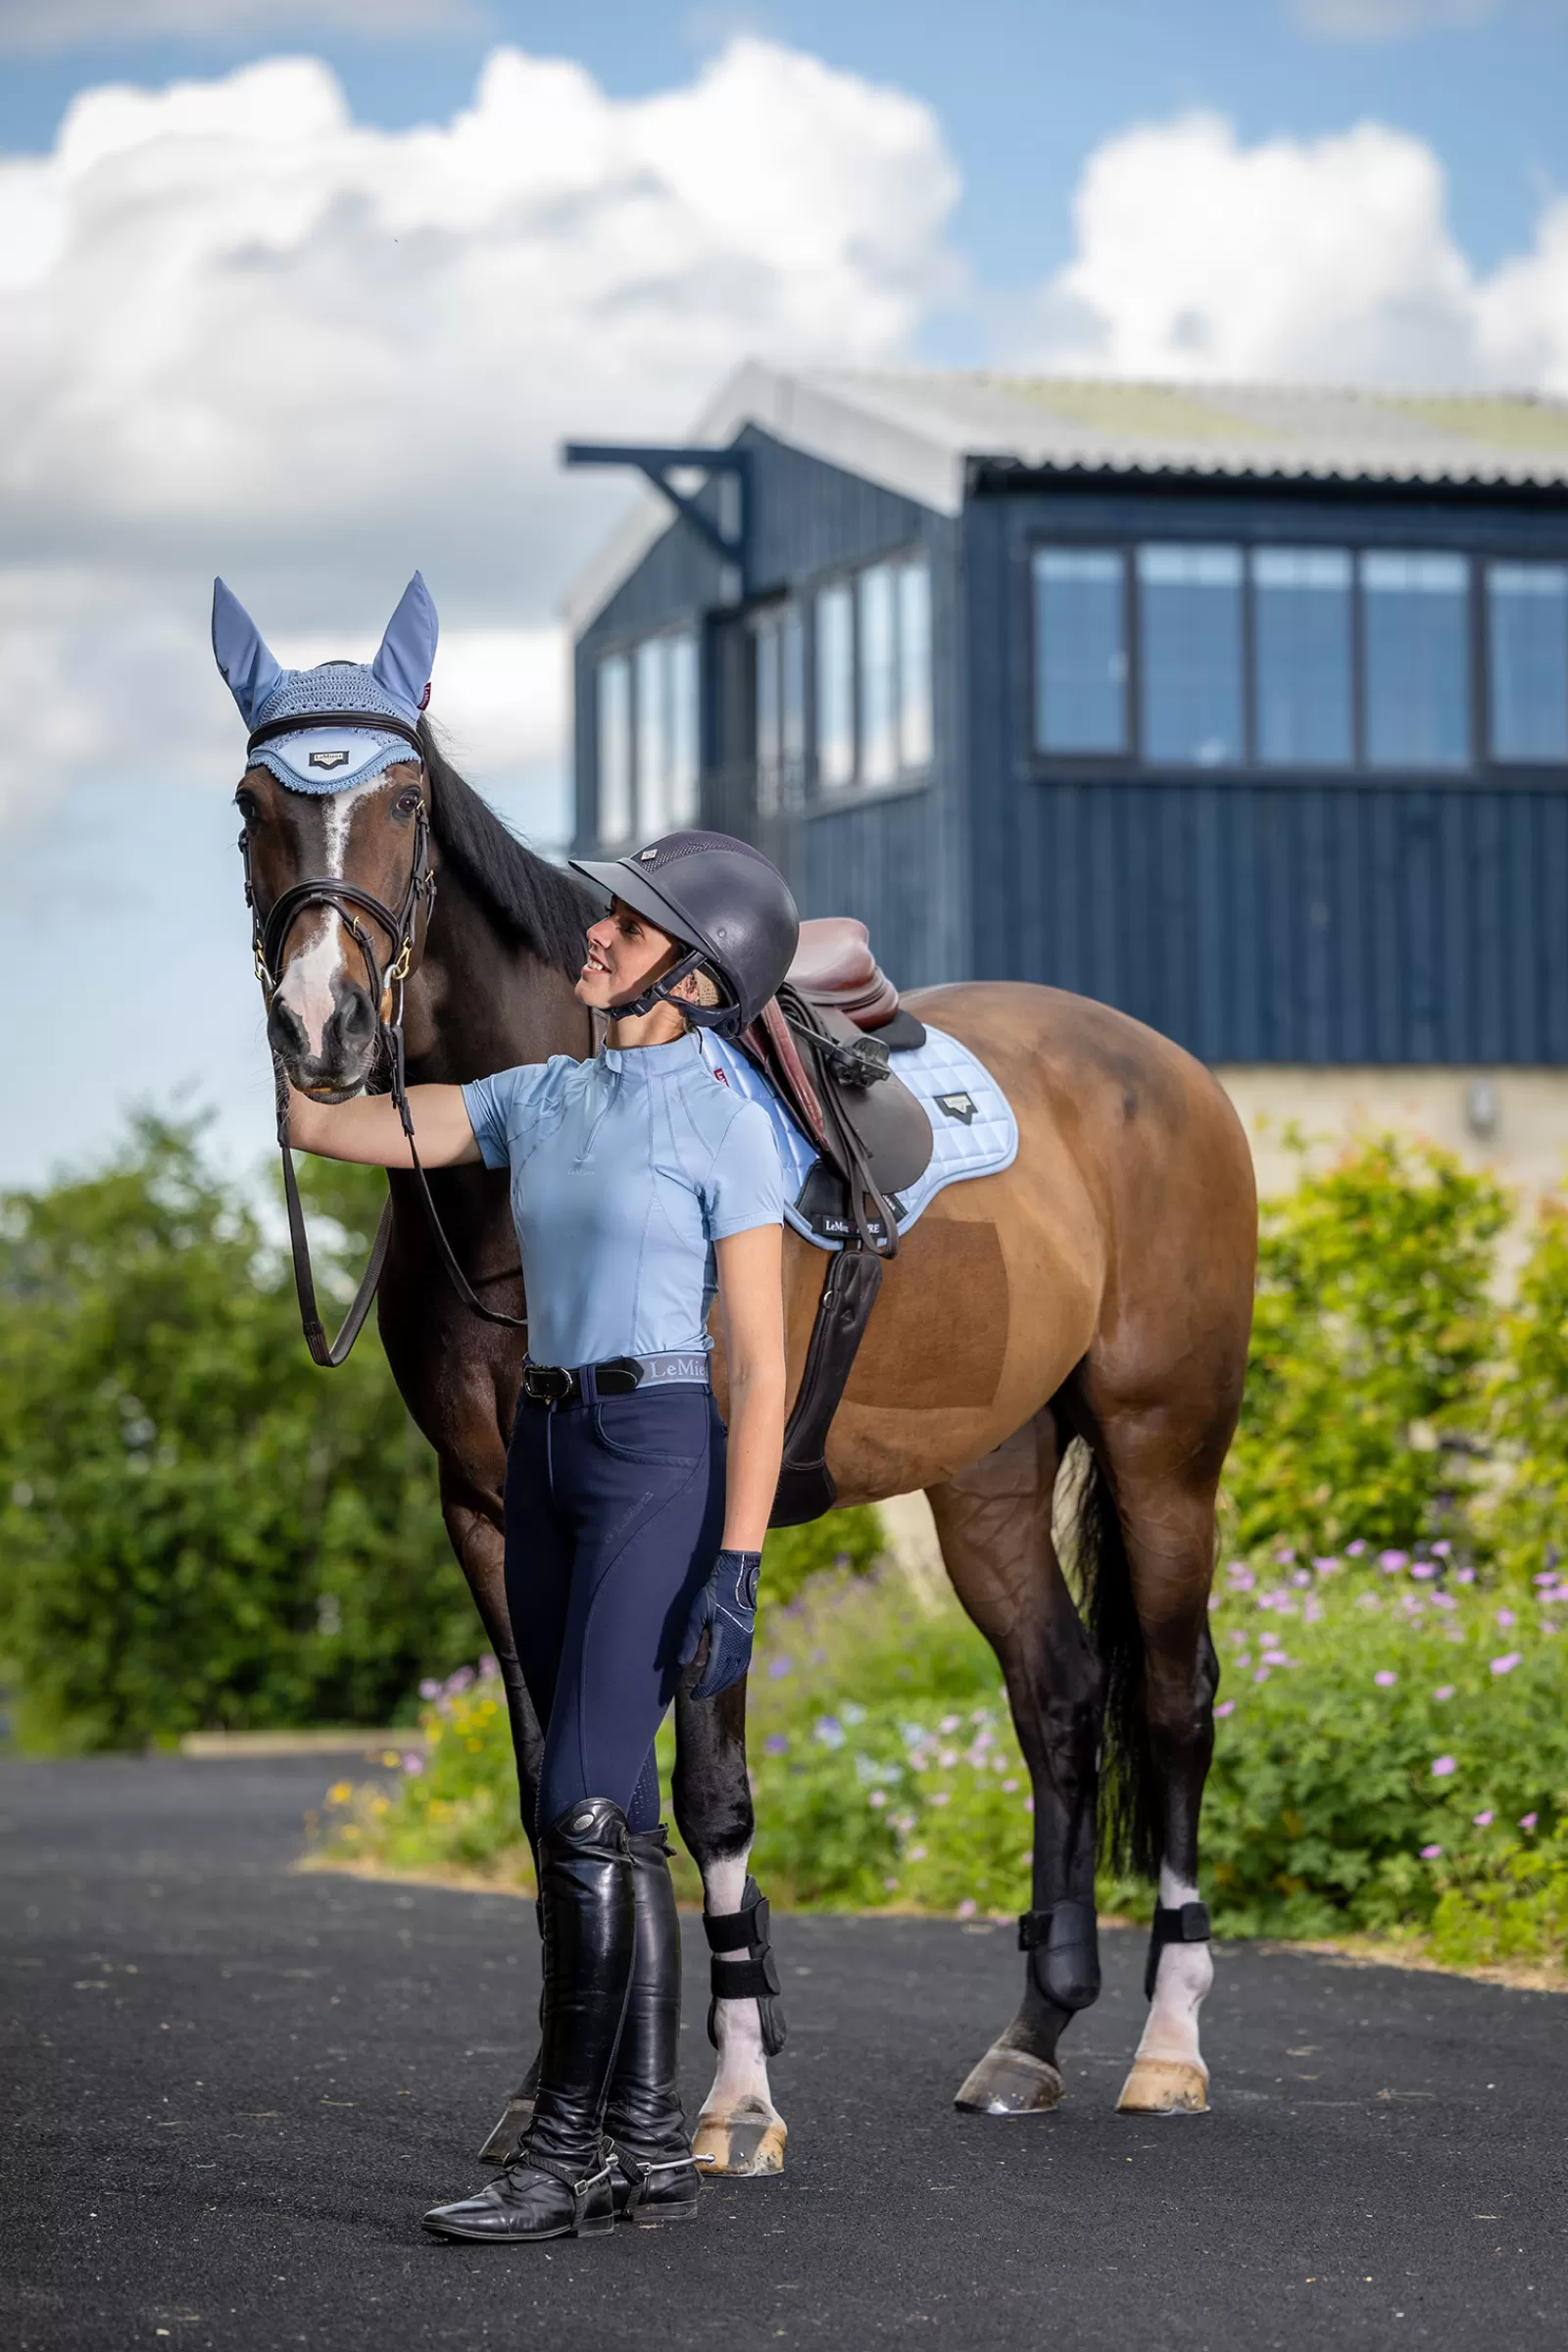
left=607, top=945, right=707, bottom=1024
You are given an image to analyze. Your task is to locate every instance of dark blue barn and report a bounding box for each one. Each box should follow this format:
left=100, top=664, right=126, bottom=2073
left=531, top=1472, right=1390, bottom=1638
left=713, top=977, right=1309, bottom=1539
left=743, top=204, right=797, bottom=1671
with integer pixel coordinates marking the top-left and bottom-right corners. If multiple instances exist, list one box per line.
left=566, top=367, right=1568, bottom=1156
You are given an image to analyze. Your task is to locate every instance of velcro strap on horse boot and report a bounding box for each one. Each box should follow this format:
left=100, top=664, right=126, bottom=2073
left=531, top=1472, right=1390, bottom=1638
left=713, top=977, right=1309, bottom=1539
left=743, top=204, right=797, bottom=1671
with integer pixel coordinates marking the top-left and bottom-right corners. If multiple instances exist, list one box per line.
left=1144, top=1900, right=1211, bottom=2000
left=1017, top=1899, right=1102, bottom=2011
left=703, top=1878, right=786, bottom=2057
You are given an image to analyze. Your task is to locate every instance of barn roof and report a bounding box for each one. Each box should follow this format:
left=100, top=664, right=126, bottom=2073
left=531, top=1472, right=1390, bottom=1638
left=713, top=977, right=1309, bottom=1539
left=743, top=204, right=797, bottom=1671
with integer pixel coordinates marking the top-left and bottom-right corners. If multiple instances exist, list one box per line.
left=566, top=362, right=1568, bottom=628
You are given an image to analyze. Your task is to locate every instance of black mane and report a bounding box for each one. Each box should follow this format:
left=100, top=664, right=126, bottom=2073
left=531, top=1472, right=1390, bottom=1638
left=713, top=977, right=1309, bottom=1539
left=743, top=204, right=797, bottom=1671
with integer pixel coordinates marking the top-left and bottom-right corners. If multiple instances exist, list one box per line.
left=418, top=718, right=592, bottom=980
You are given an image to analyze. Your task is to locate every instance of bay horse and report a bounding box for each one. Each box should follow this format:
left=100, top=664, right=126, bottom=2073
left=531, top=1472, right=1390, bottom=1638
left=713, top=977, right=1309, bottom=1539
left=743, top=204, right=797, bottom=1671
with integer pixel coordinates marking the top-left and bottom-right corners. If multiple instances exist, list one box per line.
left=236, top=722, right=1256, bottom=2170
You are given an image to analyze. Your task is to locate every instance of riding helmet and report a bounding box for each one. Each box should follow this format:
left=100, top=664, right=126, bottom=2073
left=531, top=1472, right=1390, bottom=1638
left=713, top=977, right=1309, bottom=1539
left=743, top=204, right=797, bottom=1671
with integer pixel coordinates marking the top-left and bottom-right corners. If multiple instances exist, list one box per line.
left=569, top=829, right=800, bottom=1035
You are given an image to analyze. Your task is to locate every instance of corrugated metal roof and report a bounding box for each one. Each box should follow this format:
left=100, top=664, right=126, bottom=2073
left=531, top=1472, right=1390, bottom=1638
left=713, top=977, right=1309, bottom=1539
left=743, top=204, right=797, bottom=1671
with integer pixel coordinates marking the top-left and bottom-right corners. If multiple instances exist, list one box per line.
left=564, top=363, right=1568, bottom=628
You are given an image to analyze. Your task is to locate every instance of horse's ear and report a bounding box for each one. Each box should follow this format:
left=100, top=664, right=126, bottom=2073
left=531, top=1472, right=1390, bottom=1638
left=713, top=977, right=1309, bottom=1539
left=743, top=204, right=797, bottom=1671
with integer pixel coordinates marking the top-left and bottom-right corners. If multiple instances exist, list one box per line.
left=212, top=578, right=284, bottom=729
left=371, top=571, right=438, bottom=715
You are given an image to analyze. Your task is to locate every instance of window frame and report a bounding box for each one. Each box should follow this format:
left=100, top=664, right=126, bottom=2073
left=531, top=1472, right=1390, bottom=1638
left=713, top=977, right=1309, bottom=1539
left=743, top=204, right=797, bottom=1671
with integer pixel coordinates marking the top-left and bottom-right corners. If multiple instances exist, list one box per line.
left=1025, top=533, right=1568, bottom=783
left=805, top=544, right=936, bottom=807
left=592, top=620, right=701, bottom=847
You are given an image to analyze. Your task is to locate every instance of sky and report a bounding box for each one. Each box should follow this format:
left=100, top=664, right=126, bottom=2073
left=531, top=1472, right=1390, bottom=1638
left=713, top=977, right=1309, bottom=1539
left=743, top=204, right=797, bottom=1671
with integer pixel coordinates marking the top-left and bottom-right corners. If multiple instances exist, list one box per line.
left=1, top=0, right=1566, bottom=1188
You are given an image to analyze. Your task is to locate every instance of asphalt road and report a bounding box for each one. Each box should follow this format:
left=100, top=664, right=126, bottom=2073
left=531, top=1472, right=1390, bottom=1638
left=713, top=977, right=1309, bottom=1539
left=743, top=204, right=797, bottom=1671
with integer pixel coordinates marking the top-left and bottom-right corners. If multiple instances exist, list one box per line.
left=3, top=1756, right=1566, bottom=2352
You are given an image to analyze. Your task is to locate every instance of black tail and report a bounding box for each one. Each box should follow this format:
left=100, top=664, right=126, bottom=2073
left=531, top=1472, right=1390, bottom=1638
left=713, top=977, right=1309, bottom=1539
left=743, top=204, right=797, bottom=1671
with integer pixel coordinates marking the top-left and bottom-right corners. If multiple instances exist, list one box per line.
left=1066, top=1442, right=1160, bottom=1881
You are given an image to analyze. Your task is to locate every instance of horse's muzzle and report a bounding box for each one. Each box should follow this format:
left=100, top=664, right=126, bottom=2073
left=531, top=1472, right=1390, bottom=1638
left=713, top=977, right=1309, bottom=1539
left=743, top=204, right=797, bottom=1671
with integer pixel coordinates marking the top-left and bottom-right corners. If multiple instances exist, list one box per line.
left=267, top=974, right=378, bottom=1099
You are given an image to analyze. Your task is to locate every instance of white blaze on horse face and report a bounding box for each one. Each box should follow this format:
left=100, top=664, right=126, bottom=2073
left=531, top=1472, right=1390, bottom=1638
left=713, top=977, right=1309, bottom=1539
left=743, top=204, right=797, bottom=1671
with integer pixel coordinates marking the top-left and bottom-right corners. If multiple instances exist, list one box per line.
left=272, top=781, right=382, bottom=1060
left=1133, top=1865, right=1214, bottom=2071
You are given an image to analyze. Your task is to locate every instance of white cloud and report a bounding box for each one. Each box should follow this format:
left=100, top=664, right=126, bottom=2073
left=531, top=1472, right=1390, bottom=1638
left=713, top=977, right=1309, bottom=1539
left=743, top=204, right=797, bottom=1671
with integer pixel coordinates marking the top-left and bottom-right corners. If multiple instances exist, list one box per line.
left=1019, top=110, right=1568, bottom=394
left=1291, top=0, right=1499, bottom=36
left=0, top=0, right=476, bottom=53
left=0, top=40, right=957, bottom=834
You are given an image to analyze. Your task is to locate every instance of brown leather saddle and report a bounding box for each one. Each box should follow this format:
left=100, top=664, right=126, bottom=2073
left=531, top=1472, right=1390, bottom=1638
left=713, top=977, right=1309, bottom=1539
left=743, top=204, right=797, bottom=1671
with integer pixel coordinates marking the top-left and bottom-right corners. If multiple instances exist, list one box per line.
left=740, top=919, right=935, bottom=1528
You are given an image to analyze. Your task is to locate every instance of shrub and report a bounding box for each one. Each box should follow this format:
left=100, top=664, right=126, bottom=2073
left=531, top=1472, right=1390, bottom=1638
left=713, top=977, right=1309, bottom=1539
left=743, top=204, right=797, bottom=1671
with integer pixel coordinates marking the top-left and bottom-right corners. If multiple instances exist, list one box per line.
left=0, top=1118, right=477, bottom=1749
left=1485, top=1200, right=1568, bottom=1583
left=1229, top=1133, right=1507, bottom=1558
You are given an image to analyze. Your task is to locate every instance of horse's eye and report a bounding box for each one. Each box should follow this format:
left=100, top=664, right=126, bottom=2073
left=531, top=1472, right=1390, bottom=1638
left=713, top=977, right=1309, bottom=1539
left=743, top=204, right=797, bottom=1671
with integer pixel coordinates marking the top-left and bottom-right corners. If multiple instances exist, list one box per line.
left=235, top=790, right=260, bottom=828
left=393, top=787, right=421, bottom=818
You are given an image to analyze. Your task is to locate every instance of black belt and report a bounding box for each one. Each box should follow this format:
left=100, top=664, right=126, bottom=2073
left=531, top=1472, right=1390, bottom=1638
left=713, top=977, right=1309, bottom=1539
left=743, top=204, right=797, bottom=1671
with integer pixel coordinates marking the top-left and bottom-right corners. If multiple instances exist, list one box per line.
left=518, top=1352, right=710, bottom=1406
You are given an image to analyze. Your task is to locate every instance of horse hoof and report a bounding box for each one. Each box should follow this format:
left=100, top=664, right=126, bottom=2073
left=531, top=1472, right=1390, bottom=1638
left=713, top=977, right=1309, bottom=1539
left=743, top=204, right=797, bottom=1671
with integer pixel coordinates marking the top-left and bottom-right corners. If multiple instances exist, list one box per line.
left=953, top=2044, right=1063, bottom=2116
left=693, top=2099, right=787, bottom=2177
left=1116, top=2059, right=1209, bottom=2114
left=476, top=2094, right=534, bottom=2165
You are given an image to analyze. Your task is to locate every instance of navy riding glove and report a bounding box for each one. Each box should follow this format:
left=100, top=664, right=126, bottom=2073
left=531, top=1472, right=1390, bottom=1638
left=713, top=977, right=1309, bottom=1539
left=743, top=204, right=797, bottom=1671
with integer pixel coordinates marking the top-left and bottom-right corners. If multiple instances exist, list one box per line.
left=680, top=1548, right=761, bottom=1701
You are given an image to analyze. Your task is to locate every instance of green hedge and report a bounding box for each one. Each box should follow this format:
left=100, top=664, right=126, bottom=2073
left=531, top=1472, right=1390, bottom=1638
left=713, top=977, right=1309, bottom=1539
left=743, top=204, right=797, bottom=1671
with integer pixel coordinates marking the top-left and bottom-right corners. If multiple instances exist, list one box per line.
left=0, top=1118, right=477, bottom=1749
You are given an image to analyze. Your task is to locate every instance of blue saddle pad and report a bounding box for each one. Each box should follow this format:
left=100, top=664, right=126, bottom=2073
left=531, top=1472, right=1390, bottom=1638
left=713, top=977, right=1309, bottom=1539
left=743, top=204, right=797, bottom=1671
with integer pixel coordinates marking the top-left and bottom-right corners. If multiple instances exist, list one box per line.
left=703, top=1023, right=1019, bottom=1253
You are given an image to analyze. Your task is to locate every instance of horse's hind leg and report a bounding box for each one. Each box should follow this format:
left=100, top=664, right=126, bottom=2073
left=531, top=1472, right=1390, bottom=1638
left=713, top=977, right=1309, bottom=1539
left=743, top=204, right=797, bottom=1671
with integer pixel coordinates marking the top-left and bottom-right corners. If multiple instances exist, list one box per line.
left=1075, top=1401, right=1223, bottom=2117
left=927, top=1408, right=1104, bottom=2117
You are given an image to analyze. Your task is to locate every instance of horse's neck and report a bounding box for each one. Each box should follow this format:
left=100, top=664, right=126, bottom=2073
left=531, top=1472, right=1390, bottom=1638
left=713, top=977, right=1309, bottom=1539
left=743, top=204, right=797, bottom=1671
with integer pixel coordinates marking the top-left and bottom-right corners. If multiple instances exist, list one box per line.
left=399, top=863, right=590, bottom=1085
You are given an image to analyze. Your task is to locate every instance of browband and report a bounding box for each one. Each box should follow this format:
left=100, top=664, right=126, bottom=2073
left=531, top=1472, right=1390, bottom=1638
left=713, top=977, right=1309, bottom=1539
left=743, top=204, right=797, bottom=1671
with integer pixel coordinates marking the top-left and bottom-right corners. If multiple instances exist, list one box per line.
left=246, top=710, right=425, bottom=760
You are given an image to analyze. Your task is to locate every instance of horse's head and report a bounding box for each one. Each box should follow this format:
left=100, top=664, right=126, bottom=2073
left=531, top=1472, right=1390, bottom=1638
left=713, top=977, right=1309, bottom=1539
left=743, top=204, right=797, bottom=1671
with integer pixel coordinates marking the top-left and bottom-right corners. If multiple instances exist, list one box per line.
left=215, top=574, right=439, bottom=1102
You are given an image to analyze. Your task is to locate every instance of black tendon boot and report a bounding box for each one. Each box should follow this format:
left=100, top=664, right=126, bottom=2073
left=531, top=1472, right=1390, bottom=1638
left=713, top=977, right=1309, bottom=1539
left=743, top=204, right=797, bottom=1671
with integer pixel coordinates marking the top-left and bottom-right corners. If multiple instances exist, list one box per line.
left=422, top=1798, right=633, bottom=2242
left=605, top=1828, right=701, bottom=2227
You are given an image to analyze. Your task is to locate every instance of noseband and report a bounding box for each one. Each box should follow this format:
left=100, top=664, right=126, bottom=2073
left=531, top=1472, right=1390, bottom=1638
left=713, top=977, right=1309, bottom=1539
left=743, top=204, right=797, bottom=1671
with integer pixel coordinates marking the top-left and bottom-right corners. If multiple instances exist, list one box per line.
left=240, top=726, right=527, bottom=1366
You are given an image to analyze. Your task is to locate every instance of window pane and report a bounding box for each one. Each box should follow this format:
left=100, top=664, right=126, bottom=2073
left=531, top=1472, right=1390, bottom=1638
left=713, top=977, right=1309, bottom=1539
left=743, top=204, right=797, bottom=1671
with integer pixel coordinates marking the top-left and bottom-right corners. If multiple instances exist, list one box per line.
left=1033, top=549, right=1126, bottom=753
left=635, top=637, right=665, bottom=833
left=667, top=632, right=699, bottom=825
left=781, top=610, right=806, bottom=773
left=898, top=557, right=933, bottom=770
left=1361, top=551, right=1470, bottom=769
left=858, top=564, right=898, bottom=786
left=1253, top=547, right=1353, bottom=767
left=1137, top=544, right=1243, bottom=766
left=597, top=654, right=631, bottom=844
left=1489, top=562, right=1568, bottom=762
left=816, top=582, right=855, bottom=788
left=755, top=615, right=781, bottom=816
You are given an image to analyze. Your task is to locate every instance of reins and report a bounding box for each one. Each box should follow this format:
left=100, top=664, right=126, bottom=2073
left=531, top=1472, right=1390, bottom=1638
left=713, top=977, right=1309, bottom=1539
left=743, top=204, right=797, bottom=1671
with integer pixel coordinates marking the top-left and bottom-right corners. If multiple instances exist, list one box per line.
left=241, top=732, right=527, bottom=1367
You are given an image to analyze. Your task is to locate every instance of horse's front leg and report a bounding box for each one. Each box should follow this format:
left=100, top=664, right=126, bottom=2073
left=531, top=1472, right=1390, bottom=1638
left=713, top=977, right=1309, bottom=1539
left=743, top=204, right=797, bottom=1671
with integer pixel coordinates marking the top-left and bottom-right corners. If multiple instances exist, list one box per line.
left=672, top=1677, right=789, bottom=2178
left=439, top=1473, right=549, bottom=2167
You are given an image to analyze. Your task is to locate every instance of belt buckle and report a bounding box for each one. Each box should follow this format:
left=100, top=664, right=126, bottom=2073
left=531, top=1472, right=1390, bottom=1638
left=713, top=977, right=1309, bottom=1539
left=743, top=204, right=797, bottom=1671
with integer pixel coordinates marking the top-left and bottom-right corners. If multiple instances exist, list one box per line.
left=522, top=1364, right=572, bottom=1404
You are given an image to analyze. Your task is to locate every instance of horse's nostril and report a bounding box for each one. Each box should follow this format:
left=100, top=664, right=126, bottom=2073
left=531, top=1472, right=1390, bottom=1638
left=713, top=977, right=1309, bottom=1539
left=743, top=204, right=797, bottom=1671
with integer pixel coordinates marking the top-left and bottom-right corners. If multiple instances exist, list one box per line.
left=267, top=997, right=309, bottom=1058
left=323, top=983, right=376, bottom=1060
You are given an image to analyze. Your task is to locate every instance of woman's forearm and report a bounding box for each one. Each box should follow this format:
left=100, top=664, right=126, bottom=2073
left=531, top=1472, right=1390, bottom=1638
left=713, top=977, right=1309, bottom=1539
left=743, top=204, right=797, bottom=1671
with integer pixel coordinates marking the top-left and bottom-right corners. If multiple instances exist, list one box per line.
left=286, top=1082, right=480, bottom=1169
left=720, top=1359, right=786, bottom=1552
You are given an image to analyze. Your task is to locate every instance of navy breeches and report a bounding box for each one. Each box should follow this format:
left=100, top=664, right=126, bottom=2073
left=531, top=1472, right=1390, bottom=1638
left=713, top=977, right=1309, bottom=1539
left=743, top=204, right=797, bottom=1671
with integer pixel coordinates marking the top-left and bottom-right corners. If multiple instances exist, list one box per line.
left=503, top=1376, right=726, bottom=1836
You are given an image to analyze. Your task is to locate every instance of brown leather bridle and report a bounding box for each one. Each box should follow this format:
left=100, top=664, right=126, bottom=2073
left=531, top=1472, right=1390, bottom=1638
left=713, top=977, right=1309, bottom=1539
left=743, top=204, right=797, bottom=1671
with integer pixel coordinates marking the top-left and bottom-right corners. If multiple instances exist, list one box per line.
left=240, top=714, right=527, bottom=1366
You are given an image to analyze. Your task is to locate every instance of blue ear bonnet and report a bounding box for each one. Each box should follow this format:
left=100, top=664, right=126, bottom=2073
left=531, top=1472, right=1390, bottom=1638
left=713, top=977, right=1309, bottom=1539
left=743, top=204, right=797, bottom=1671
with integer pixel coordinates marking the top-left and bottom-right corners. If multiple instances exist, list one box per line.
left=212, top=572, right=438, bottom=796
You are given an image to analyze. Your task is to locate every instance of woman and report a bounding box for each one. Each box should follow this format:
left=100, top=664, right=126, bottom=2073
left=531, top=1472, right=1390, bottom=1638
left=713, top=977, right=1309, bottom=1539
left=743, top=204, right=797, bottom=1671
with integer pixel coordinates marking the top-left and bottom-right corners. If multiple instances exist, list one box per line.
left=286, top=829, right=799, bottom=2241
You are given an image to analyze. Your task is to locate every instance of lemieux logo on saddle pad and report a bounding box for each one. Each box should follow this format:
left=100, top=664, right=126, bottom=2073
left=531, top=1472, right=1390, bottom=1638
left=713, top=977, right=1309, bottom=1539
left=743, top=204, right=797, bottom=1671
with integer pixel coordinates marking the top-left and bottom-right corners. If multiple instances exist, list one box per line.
left=936, top=1091, right=978, bottom=1125
left=309, top=748, right=352, bottom=771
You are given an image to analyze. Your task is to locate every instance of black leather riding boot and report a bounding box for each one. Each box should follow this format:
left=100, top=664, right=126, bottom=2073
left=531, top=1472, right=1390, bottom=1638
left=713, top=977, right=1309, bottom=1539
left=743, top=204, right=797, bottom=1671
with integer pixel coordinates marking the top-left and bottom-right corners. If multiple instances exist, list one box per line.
left=422, top=1797, right=633, bottom=2242
left=605, top=1828, right=701, bottom=2227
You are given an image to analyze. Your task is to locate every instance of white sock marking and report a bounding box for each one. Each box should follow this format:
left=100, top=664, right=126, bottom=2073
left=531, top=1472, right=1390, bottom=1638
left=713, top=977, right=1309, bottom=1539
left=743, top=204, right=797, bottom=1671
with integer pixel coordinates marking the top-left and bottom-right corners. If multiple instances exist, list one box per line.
left=1134, top=1865, right=1213, bottom=2073
left=697, top=1847, right=779, bottom=2127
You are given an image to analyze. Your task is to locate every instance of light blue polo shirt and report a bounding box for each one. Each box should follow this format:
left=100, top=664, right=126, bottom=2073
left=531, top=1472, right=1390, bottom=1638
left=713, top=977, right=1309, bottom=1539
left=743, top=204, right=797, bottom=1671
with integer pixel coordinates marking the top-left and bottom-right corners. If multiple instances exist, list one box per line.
left=462, top=1033, right=784, bottom=1369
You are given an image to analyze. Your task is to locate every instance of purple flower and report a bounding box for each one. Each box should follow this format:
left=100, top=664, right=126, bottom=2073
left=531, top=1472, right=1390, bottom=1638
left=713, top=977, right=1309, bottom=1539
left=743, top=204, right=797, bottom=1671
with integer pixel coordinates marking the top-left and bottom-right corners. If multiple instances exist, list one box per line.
left=1252, top=1666, right=1272, bottom=1684
left=478, top=1654, right=500, bottom=1682
left=1472, top=1810, right=1494, bottom=1827
left=883, top=1876, right=901, bottom=1891
left=1023, top=1796, right=1034, bottom=1814
left=1275, top=1546, right=1297, bottom=1564
left=1454, top=1566, right=1476, bottom=1585
left=1496, top=1607, right=1517, bottom=1628
left=1534, top=1571, right=1558, bottom=1588
left=1291, top=1569, right=1312, bottom=1589
left=402, top=1752, right=424, bottom=1776
left=767, top=1656, right=793, bottom=1679
left=1312, top=1556, right=1341, bottom=1574
left=1380, top=1550, right=1408, bottom=1574
left=1411, top=1563, right=1435, bottom=1581
left=1228, top=1567, right=1256, bottom=1592
left=1434, top=1684, right=1456, bottom=1701
left=1420, top=1843, right=1444, bottom=1859
left=1002, top=1778, right=1019, bottom=1792
left=763, top=1734, right=789, bottom=1755
left=1374, top=1670, right=1397, bottom=1688
left=1432, top=1756, right=1457, bottom=1778
left=1214, top=1699, right=1236, bottom=1719
left=418, top=1679, right=441, bottom=1701
left=1348, top=1541, right=1368, bottom=1557
left=956, top=1898, right=977, bottom=1921
left=1432, top=1540, right=1451, bottom=1558
left=814, top=1716, right=846, bottom=1749
left=1490, top=1652, right=1522, bottom=1676
left=938, top=1714, right=961, bottom=1734
left=1520, top=1812, right=1539, bottom=1831
left=446, top=1666, right=475, bottom=1694
left=868, top=1788, right=888, bottom=1809
left=928, top=1790, right=951, bottom=1808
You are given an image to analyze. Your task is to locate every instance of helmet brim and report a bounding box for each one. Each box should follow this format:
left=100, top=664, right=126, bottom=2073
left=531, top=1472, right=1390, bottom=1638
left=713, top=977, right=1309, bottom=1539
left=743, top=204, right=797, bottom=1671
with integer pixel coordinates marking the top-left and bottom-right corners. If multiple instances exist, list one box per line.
left=568, top=856, right=700, bottom=953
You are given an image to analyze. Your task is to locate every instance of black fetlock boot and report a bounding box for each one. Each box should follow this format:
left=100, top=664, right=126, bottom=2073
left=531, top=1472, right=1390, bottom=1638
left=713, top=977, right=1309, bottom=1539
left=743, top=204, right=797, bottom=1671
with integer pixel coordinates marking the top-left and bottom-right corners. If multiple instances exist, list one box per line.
left=606, top=1827, right=701, bottom=2227
left=422, top=1798, right=633, bottom=2243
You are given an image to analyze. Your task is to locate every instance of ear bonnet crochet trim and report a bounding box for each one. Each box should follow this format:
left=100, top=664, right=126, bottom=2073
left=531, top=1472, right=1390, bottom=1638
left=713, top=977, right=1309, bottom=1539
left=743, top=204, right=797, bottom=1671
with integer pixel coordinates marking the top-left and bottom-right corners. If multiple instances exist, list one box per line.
left=212, top=572, right=438, bottom=795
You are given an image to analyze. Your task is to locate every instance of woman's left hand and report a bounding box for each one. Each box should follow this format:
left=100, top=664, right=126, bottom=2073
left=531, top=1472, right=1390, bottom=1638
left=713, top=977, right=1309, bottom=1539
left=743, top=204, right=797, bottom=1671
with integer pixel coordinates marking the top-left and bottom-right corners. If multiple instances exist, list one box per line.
left=680, top=1547, right=761, bottom=1699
